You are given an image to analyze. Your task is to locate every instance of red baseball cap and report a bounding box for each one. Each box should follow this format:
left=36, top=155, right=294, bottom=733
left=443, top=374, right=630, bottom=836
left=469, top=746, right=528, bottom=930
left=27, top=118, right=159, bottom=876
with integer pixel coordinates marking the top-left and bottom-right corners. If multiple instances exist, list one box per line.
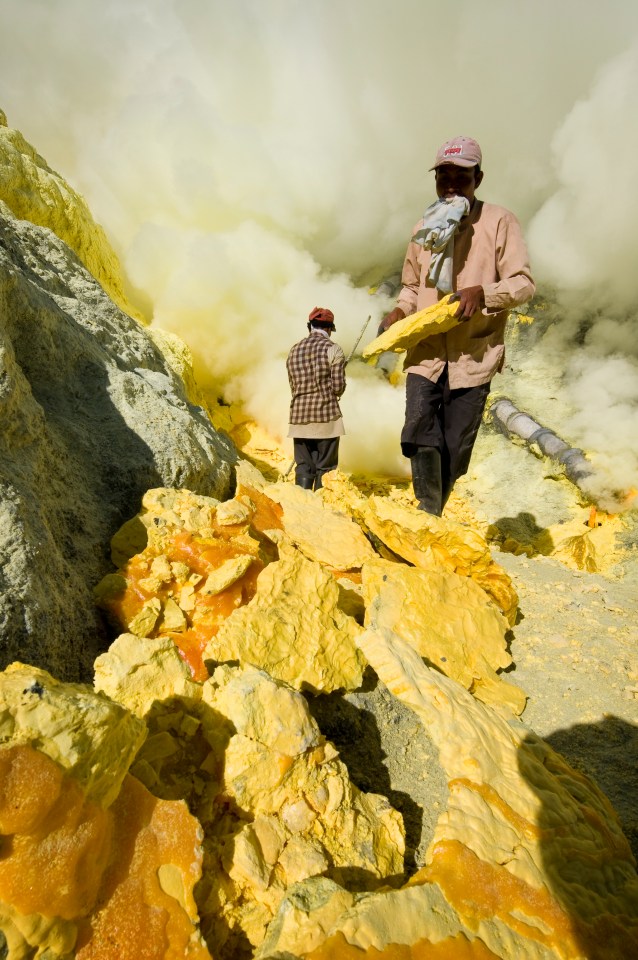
left=308, top=307, right=335, bottom=326
left=430, top=136, right=482, bottom=170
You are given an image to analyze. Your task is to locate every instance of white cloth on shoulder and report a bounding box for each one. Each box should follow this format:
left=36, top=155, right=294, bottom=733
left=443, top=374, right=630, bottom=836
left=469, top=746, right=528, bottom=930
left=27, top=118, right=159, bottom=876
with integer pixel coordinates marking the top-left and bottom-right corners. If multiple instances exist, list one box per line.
left=411, top=195, right=470, bottom=294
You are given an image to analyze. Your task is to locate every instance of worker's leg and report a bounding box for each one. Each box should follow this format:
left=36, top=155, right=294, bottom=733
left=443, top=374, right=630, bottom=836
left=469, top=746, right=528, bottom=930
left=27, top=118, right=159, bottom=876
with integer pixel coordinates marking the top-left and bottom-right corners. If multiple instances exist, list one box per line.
left=314, top=438, right=340, bottom=490
left=411, top=447, right=443, bottom=515
left=293, top=440, right=317, bottom=489
left=440, top=380, right=491, bottom=505
left=401, top=372, right=445, bottom=515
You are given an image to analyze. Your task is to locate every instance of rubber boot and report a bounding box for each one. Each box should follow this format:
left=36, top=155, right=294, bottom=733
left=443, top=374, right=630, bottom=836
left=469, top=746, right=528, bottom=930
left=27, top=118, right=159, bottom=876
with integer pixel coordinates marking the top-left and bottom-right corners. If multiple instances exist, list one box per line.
left=411, top=447, right=443, bottom=517
left=295, top=476, right=315, bottom=490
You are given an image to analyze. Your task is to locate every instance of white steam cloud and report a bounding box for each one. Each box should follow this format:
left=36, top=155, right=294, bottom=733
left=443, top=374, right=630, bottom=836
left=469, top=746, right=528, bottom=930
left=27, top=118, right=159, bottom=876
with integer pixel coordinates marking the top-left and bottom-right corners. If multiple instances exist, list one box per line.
left=525, top=41, right=638, bottom=505
left=1, top=0, right=638, bottom=495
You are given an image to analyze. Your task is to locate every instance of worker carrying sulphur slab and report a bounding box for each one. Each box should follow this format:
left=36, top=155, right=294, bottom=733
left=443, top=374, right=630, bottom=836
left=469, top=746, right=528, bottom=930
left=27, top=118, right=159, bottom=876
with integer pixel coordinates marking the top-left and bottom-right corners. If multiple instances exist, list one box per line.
left=380, top=136, right=535, bottom=516
left=286, top=306, right=346, bottom=490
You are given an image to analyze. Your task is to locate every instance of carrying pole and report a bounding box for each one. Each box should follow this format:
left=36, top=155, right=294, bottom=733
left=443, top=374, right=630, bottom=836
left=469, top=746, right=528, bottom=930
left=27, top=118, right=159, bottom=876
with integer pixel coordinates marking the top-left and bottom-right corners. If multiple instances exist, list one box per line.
left=346, top=314, right=372, bottom=362
left=283, top=315, right=372, bottom=479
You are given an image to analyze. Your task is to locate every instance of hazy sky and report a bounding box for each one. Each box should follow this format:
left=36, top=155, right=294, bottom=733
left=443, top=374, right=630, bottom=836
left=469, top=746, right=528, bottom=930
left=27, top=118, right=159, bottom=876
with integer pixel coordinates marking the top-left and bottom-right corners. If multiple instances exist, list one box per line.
left=2, top=0, right=638, bottom=496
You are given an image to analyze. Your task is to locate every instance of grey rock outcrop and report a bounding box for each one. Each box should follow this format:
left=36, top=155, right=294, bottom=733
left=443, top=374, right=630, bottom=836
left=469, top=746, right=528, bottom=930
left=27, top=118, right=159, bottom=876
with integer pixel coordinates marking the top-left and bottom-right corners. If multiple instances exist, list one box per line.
left=0, top=202, right=236, bottom=681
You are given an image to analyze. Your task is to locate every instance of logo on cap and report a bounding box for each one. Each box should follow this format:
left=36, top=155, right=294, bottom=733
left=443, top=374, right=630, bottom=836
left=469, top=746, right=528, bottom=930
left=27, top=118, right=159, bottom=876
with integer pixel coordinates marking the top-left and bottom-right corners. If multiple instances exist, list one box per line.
left=430, top=136, right=482, bottom=170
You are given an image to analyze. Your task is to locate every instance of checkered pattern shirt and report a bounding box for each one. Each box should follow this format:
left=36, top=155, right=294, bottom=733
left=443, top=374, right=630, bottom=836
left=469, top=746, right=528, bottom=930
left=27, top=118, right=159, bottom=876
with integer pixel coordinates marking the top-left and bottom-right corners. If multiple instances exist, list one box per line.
left=287, top=331, right=346, bottom=424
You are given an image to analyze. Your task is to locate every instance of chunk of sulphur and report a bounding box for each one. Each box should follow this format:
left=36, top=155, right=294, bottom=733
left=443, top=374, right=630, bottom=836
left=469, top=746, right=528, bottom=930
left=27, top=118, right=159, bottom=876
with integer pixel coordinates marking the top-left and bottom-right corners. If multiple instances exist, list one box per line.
left=362, top=559, right=526, bottom=715
left=204, top=544, right=365, bottom=693
left=0, top=746, right=211, bottom=960
left=363, top=496, right=518, bottom=625
left=362, top=296, right=462, bottom=360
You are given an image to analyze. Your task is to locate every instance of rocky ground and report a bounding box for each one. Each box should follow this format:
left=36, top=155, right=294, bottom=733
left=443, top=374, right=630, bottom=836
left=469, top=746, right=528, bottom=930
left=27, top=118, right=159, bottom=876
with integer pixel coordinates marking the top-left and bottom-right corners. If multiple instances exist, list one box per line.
left=495, top=546, right=638, bottom=860
left=300, top=428, right=638, bottom=877
left=469, top=424, right=638, bottom=857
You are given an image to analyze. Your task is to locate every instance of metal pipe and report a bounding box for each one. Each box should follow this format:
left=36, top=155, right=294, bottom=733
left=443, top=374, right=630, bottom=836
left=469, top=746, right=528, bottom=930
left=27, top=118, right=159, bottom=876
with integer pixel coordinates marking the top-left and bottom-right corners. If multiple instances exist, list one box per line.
left=490, top=397, right=593, bottom=487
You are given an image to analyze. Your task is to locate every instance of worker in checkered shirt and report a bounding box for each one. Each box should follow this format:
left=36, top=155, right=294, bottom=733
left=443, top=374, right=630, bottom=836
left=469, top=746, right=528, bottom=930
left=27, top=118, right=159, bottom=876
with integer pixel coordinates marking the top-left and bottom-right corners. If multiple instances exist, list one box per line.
left=286, top=307, right=346, bottom=490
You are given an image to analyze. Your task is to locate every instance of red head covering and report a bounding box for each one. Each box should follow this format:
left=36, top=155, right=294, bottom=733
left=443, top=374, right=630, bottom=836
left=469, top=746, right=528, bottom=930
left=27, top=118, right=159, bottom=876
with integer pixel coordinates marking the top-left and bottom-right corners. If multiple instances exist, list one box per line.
left=308, top=307, right=335, bottom=326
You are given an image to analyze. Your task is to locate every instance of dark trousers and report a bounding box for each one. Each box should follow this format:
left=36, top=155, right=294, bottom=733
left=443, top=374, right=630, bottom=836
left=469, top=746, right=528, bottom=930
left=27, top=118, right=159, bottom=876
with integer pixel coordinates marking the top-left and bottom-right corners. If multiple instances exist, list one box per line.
left=401, top=368, right=490, bottom=499
left=294, top=437, right=340, bottom=489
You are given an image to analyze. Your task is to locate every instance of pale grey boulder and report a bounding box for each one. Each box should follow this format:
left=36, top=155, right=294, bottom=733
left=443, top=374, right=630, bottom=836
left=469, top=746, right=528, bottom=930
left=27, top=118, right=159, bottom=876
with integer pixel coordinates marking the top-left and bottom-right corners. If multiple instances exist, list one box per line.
left=0, top=202, right=236, bottom=681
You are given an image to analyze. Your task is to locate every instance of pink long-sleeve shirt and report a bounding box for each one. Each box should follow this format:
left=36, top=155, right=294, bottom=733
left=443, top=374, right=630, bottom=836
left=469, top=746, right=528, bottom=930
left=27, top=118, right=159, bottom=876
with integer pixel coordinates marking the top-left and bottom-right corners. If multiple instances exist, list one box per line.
left=396, top=200, right=535, bottom=387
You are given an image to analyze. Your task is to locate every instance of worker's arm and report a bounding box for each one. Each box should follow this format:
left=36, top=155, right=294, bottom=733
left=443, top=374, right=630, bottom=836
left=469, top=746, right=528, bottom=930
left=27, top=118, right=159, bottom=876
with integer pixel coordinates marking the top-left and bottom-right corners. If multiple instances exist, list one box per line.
left=328, top=343, right=346, bottom=397
left=482, top=211, right=535, bottom=311
left=286, top=354, right=295, bottom=392
left=450, top=213, right=534, bottom=320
